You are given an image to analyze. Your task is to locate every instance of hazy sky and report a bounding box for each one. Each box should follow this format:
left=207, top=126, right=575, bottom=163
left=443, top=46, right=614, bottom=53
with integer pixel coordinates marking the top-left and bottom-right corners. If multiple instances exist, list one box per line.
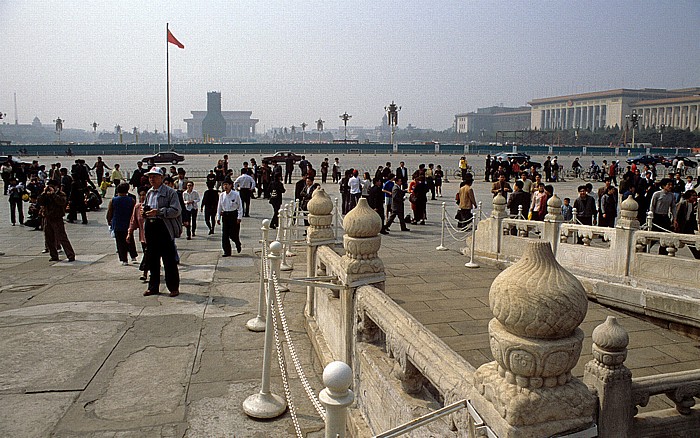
left=2, top=1, right=699, bottom=133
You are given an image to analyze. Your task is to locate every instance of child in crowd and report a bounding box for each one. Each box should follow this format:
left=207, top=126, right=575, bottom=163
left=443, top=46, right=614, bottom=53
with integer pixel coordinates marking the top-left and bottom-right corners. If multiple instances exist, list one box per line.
left=99, top=176, right=113, bottom=198
left=562, top=197, right=573, bottom=222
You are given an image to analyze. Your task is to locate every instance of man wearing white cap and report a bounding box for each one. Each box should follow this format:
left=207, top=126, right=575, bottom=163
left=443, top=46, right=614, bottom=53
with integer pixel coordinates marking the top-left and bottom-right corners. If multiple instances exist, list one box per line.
left=142, top=167, right=182, bottom=297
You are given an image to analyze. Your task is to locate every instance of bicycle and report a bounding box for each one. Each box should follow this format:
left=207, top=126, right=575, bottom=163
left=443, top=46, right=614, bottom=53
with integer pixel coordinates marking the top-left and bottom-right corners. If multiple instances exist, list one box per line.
left=581, top=169, right=603, bottom=182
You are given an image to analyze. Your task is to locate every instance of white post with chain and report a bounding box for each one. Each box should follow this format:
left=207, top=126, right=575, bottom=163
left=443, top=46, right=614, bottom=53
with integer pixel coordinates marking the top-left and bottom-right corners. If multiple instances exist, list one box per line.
left=247, top=219, right=269, bottom=332
left=280, top=203, right=293, bottom=271
left=243, top=241, right=287, bottom=419
left=436, top=202, right=448, bottom=251
left=465, top=201, right=481, bottom=268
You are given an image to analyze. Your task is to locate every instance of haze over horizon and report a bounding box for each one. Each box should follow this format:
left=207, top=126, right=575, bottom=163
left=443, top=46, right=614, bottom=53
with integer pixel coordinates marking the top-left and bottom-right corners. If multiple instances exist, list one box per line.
left=2, top=0, right=699, bottom=134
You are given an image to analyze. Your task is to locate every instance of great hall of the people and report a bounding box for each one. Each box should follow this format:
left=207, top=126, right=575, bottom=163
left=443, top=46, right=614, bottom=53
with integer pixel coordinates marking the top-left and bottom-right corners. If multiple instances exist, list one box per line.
left=455, top=87, right=700, bottom=135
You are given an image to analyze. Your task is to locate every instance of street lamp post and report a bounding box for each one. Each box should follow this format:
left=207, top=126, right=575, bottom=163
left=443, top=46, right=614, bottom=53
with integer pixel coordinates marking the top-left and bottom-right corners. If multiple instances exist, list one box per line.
left=54, top=117, right=64, bottom=144
left=384, top=101, right=401, bottom=146
left=300, top=122, right=307, bottom=143
left=316, top=118, right=324, bottom=143
left=625, top=111, right=642, bottom=150
left=658, top=124, right=666, bottom=147
left=290, top=125, right=296, bottom=143
left=339, top=112, right=352, bottom=143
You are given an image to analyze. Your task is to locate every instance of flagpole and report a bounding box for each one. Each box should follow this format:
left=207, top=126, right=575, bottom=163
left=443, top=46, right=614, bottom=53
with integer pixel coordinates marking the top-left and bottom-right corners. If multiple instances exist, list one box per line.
left=166, top=23, right=171, bottom=145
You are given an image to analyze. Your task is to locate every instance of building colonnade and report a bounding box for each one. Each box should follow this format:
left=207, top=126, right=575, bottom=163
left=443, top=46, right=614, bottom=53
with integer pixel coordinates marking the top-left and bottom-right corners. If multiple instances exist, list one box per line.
left=540, top=104, right=607, bottom=131
left=636, top=104, right=700, bottom=131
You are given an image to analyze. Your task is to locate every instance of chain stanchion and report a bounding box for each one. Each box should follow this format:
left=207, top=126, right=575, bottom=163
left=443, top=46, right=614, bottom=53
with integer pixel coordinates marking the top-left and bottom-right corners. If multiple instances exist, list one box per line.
left=280, top=203, right=293, bottom=271
left=243, top=241, right=287, bottom=419
left=465, top=201, right=481, bottom=268
left=247, top=219, right=270, bottom=332
left=286, top=202, right=298, bottom=257
left=436, top=202, right=448, bottom=251
left=334, top=197, right=341, bottom=242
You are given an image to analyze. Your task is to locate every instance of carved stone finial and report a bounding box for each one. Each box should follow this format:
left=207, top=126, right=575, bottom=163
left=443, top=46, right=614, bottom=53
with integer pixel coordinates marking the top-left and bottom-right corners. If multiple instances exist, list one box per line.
left=589, top=316, right=630, bottom=368
left=544, top=194, right=564, bottom=222
left=492, top=193, right=508, bottom=219
left=490, top=241, right=588, bottom=339
left=307, top=188, right=335, bottom=243
left=343, top=198, right=382, bottom=237
left=617, top=196, right=640, bottom=229
left=340, top=198, right=384, bottom=284
left=473, top=241, right=595, bottom=432
left=592, top=316, right=629, bottom=352
left=307, top=188, right=334, bottom=216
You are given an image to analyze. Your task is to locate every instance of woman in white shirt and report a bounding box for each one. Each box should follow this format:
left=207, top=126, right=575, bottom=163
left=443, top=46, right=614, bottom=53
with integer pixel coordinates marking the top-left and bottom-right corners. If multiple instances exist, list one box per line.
left=361, top=172, right=371, bottom=198
left=182, top=181, right=201, bottom=239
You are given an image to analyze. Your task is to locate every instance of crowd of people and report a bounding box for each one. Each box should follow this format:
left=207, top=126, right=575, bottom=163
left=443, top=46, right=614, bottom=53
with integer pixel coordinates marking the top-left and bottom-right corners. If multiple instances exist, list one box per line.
left=4, top=152, right=699, bottom=268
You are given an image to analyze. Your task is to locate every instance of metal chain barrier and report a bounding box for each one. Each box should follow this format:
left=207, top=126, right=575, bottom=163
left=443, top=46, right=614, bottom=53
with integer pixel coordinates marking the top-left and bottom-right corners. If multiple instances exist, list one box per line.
left=271, top=269, right=327, bottom=421
left=261, top=245, right=304, bottom=437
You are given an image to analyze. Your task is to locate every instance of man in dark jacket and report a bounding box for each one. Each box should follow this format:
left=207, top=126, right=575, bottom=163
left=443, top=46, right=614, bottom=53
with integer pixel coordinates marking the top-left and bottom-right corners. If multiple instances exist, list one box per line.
left=384, top=177, right=410, bottom=232
left=38, top=181, right=75, bottom=262
left=368, top=178, right=388, bottom=234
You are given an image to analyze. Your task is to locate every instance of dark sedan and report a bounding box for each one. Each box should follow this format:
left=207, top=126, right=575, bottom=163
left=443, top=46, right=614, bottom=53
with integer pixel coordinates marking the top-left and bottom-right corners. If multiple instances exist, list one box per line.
left=262, top=151, right=303, bottom=165
left=625, top=155, right=665, bottom=166
left=493, top=152, right=541, bottom=169
left=141, top=151, right=185, bottom=165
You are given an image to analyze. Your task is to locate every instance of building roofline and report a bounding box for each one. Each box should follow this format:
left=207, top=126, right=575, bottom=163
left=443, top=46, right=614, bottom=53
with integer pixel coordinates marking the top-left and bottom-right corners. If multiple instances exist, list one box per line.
left=528, top=88, right=692, bottom=105
left=632, top=95, right=700, bottom=106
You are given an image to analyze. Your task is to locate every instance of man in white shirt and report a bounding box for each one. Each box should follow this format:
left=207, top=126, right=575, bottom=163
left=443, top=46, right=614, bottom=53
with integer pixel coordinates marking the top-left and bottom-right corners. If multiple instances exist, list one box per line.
left=348, top=170, right=362, bottom=210
left=234, top=169, right=256, bottom=217
left=217, top=178, right=243, bottom=256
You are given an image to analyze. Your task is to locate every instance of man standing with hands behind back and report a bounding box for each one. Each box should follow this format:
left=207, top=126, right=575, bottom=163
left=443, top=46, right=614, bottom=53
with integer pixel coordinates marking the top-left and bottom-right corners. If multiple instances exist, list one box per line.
left=142, top=167, right=182, bottom=297
left=217, top=177, right=243, bottom=256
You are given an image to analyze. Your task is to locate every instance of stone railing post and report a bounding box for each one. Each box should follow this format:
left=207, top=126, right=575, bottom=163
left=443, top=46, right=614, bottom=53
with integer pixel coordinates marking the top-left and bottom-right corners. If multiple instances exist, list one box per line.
left=543, top=194, right=564, bottom=255
left=472, top=241, right=596, bottom=437
left=612, top=196, right=640, bottom=277
left=339, top=197, right=385, bottom=364
left=306, top=188, right=335, bottom=317
left=320, top=361, right=354, bottom=438
left=583, top=316, right=632, bottom=438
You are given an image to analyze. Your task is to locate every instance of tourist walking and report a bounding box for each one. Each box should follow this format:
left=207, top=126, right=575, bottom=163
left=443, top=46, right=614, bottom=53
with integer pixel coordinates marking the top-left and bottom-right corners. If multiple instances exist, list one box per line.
left=142, top=167, right=182, bottom=297
left=91, top=157, right=111, bottom=185
left=107, top=183, right=138, bottom=265
left=217, top=178, right=243, bottom=256
left=8, top=177, right=25, bottom=226
left=573, top=185, right=596, bottom=226
left=332, top=158, right=341, bottom=183
left=368, top=177, right=388, bottom=234
left=234, top=168, right=256, bottom=217
left=268, top=174, right=285, bottom=229
left=183, top=181, right=201, bottom=239
left=201, top=182, right=219, bottom=235
left=456, top=174, right=477, bottom=229
left=37, top=180, right=75, bottom=262
left=384, top=177, right=410, bottom=232
left=529, top=183, right=548, bottom=221
left=649, top=178, right=676, bottom=255
left=434, top=165, right=444, bottom=197
left=320, top=158, right=329, bottom=184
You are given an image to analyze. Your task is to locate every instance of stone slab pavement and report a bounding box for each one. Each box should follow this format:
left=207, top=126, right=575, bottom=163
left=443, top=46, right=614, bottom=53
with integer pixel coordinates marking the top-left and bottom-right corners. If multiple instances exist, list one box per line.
left=1, top=152, right=699, bottom=436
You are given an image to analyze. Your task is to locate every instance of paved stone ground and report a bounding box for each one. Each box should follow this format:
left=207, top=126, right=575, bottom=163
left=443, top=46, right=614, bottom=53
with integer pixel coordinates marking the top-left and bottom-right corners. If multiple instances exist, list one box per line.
left=1, top=153, right=699, bottom=436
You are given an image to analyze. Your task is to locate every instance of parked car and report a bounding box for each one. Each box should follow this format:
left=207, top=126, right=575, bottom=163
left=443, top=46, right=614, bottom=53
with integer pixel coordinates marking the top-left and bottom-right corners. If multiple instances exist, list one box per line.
left=0, top=155, right=32, bottom=165
left=493, top=152, right=541, bottom=169
left=625, top=155, right=665, bottom=166
left=663, top=156, right=698, bottom=169
left=141, top=151, right=185, bottom=165
left=261, top=151, right=303, bottom=165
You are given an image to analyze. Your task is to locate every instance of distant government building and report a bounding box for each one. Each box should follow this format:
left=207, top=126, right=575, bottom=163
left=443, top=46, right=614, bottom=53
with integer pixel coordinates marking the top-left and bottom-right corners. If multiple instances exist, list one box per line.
left=456, top=87, right=700, bottom=134
left=183, top=91, right=259, bottom=140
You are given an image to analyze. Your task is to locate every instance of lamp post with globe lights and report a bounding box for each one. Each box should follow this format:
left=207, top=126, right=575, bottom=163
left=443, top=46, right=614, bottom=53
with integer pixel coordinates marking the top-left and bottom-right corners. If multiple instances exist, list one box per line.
left=339, top=112, right=351, bottom=143
left=54, top=117, right=64, bottom=144
left=316, top=118, right=324, bottom=143
left=384, top=101, right=401, bottom=146
left=658, top=123, right=666, bottom=147
left=625, top=111, right=642, bottom=149
left=300, top=122, right=307, bottom=143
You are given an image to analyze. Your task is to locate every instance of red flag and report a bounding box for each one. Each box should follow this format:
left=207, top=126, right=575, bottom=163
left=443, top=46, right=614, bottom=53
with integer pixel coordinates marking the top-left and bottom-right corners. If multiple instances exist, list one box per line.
left=167, top=29, right=184, bottom=49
